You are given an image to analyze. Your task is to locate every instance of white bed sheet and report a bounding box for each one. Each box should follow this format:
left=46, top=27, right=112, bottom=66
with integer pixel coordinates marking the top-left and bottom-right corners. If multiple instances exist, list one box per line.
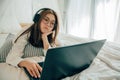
left=0, top=34, right=120, bottom=80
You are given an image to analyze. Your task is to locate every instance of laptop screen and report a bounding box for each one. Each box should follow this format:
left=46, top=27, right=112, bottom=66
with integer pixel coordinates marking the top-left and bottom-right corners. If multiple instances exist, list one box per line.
left=40, top=39, right=106, bottom=80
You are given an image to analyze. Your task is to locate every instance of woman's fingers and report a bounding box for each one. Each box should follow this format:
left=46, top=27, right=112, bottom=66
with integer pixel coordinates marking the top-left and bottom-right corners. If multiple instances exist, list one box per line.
left=36, top=63, right=42, bottom=73
left=33, top=65, right=40, bottom=78
left=26, top=63, right=41, bottom=78
left=27, top=68, right=34, bottom=77
left=31, top=67, right=38, bottom=78
left=31, top=69, right=37, bottom=78
left=46, top=31, right=53, bottom=35
left=42, top=31, right=53, bottom=37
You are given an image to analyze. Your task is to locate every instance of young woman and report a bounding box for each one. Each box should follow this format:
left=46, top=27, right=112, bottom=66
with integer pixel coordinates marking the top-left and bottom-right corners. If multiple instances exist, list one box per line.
left=6, top=8, right=60, bottom=78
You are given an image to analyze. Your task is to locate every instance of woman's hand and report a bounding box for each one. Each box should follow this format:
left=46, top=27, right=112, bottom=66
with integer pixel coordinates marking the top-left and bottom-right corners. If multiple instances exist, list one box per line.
left=42, top=31, right=53, bottom=50
left=18, top=60, right=42, bottom=78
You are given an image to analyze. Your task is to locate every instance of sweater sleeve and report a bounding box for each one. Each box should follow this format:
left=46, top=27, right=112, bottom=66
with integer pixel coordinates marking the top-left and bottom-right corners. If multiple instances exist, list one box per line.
left=6, top=33, right=29, bottom=67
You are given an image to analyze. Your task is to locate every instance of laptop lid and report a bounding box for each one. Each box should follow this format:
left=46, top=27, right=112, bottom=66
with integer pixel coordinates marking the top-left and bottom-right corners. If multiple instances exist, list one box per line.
left=40, top=39, right=106, bottom=80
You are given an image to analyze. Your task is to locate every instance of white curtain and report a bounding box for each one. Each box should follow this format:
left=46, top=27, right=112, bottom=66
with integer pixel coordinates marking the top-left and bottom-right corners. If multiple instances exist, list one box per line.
left=65, top=0, right=92, bottom=38
left=0, top=0, right=21, bottom=33
left=0, top=0, right=32, bottom=33
left=65, top=0, right=120, bottom=43
left=0, top=0, right=63, bottom=34
left=93, top=0, right=120, bottom=41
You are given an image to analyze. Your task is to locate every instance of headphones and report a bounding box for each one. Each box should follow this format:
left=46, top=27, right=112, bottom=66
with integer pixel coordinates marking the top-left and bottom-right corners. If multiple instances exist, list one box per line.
left=33, top=8, right=53, bottom=23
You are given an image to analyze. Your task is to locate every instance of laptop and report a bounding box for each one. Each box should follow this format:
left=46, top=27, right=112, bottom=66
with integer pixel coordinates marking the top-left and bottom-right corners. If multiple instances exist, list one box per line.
left=24, top=39, right=106, bottom=80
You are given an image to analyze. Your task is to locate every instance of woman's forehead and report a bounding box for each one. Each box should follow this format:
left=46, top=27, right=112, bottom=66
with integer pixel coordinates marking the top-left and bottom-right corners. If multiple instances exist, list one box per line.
left=45, top=14, right=55, bottom=21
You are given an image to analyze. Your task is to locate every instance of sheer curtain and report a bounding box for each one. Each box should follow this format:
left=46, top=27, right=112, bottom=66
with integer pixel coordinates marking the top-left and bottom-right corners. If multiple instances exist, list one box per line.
left=94, top=0, right=120, bottom=41
left=0, top=0, right=62, bottom=33
left=0, top=0, right=22, bottom=33
left=65, top=0, right=92, bottom=38
left=65, top=0, right=120, bottom=43
left=0, top=0, right=32, bottom=33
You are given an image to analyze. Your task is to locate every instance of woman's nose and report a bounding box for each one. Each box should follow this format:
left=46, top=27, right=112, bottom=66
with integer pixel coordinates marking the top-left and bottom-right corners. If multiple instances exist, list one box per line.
left=46, top=22, right=51, bottom=28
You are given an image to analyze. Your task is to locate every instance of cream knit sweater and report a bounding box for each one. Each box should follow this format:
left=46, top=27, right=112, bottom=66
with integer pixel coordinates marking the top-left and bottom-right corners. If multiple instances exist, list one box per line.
left=6, top=26, right=46, bottom=67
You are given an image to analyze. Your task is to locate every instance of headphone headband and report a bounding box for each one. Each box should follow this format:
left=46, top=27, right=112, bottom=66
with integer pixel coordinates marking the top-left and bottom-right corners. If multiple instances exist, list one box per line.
left=36, top=8, right=51, bottom=14
left=33, top=8, right=52, bottom=23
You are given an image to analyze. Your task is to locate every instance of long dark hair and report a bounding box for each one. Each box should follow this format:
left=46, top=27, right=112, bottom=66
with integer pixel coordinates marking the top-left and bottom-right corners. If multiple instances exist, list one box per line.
left=14, top=8, right=59, bottom=48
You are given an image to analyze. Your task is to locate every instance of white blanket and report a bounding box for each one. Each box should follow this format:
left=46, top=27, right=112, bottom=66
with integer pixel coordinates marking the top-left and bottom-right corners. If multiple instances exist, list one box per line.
left=62, top=42, right=120, bottom=80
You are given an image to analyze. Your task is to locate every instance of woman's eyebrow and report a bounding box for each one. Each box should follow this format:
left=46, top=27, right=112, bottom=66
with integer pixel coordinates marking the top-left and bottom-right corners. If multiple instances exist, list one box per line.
left=45, top=16, right=55, bottom=22
left=45, top=16, right=49, bottom=19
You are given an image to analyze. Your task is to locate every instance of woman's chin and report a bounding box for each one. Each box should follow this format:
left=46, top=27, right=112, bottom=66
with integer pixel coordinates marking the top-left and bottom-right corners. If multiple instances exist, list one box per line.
left=42, top=31, right=48, bottom=34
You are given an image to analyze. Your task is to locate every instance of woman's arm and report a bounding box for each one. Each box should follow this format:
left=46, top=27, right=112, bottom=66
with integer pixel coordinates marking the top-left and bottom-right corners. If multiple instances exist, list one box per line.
left=6, top=33, right=28, bottom=67
left=6, top=33, right=42, bottom=78
left=41, top=31, right=53, bottom=50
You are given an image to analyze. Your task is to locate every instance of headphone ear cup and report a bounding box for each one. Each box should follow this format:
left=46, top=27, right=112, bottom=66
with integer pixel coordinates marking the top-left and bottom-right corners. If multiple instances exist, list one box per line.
left=33, top=14, right=40, bottom=23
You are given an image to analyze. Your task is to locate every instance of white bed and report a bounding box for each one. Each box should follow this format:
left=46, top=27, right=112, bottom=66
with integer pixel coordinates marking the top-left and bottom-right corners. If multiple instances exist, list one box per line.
left=0, top=33, right=120, bottom=80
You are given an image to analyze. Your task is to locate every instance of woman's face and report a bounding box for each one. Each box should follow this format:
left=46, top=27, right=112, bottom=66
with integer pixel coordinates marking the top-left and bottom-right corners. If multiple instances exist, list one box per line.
left=40, top=13, right=55, bottom=33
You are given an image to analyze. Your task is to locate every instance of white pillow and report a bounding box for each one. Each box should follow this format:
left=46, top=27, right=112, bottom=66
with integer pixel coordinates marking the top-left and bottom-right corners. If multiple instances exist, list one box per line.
left=0, top=34, right=9, bottom=48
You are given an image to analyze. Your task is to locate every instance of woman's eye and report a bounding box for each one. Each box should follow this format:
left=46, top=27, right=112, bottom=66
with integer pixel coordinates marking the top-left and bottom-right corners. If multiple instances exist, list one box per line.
left=45, top=18, right=48, bottom=22
left=51, top=23, right=55, bottom=25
